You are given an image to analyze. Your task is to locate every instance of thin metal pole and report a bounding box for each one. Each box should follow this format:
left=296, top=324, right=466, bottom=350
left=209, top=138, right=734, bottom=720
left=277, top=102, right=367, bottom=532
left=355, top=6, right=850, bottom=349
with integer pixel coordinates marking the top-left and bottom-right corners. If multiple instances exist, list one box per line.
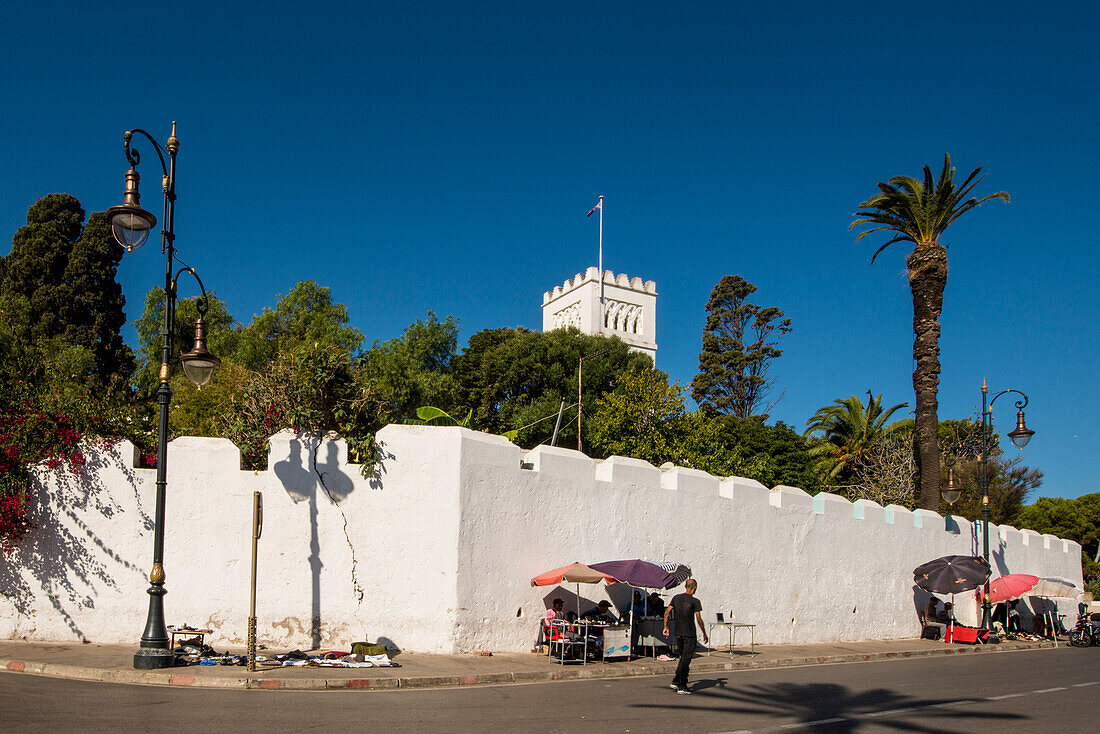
left=597, top=194, right=604, bottom=329
left=577, top=358, right=583, bottom=452
left=247, top=491, right=262, bottom=671
left=980, top=378, right=992, bottom=631
left=551, top=399, right=565, bottom=447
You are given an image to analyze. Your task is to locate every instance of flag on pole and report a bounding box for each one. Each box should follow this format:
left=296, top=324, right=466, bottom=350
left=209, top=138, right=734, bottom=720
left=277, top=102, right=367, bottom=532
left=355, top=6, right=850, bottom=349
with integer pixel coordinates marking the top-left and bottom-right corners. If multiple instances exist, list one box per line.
left=587, top=199, right=602, bottom=217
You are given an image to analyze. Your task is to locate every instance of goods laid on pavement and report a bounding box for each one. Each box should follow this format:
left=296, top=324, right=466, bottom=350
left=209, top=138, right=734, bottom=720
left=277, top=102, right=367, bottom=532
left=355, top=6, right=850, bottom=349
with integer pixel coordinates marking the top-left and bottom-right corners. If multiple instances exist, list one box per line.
left=172, top=638, right=400, bottom=669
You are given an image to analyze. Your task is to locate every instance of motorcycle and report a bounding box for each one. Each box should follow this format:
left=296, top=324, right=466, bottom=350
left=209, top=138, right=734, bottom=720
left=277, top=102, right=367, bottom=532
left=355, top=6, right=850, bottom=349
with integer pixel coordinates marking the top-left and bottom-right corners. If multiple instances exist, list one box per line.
left=1068, top=611, right=1100, bottom=647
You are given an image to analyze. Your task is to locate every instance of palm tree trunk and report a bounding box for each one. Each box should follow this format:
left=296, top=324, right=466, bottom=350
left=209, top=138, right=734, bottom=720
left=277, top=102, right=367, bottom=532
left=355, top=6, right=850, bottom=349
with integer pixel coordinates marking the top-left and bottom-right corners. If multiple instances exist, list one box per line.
left=907, top=242, right=947, bottom=510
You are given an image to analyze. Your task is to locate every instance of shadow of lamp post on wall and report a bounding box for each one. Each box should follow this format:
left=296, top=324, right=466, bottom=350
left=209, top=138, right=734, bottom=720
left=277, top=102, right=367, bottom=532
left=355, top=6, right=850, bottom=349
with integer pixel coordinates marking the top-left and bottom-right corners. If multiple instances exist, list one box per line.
left=106, top=122, right=221, bottom=670
left=940, top=378, right=1034, bottom=631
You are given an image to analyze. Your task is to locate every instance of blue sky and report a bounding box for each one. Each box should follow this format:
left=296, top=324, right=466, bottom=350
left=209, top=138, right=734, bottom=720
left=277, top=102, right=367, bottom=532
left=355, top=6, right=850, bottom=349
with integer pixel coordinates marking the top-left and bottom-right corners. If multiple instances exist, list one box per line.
left=2, top=2, right=1096, bottom=501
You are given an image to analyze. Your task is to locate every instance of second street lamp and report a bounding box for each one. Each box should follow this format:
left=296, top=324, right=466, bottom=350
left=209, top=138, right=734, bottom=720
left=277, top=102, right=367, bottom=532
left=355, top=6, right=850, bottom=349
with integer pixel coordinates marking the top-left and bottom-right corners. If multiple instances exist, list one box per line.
left=109, top=122, right=220, bottom=669
left=941, top=378, right=1035, bottom=631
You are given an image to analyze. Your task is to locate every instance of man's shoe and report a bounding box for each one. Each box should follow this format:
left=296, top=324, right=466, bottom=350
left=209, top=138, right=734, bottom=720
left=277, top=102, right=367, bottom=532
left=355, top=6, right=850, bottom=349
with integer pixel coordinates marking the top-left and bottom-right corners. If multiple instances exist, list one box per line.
left=670, top=683, right=680, bottom=690
left=677, top=687, right=692, bottom=695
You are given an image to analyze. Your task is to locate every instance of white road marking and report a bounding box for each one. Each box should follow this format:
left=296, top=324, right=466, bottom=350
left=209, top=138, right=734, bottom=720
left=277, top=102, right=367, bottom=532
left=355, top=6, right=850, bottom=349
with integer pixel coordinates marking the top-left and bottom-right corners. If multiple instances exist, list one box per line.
left=1033, top=687, right=1066, bottom=694
left=1072, top=681, right=1098, bottom=687
left=989, top=692, right=1027, bottom=700
left=866, top=708, right=916, bottom=716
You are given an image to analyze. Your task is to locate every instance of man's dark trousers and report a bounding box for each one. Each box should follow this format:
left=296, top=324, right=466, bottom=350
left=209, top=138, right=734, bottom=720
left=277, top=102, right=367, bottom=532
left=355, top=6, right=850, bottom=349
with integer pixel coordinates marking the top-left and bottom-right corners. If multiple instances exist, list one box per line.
left=673, top=635, right=697, bottom=688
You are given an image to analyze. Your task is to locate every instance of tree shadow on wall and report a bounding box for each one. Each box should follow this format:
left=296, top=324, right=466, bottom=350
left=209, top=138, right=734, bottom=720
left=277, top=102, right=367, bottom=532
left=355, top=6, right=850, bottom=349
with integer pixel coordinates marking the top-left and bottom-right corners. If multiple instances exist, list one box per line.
left=0, top=446, right=148, bottom=642
left=367, top=442, right=395, bottom=491
left=274, top=434, right=356, bottom=650
left=632, top=680, right=1025, bottom=732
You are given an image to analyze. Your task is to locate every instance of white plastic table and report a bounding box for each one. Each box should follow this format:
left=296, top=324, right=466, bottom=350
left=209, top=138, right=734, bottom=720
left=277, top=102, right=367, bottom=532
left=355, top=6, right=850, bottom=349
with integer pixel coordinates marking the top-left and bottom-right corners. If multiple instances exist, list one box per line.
left=709, top=621, right=756, bottom=656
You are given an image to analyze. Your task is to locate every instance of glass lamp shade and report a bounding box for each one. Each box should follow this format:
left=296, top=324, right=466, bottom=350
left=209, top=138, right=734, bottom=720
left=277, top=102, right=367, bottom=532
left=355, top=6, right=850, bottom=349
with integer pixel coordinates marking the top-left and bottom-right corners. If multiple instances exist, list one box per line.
left=180, top=355, right=219, bottom=388
left=940, top=468, right=961, bottom=505
left=107, top=203, right=157, bottom=251
left=1007, top=410, right=1034, bottom=449
left=179, top=316, right=220, bottom=388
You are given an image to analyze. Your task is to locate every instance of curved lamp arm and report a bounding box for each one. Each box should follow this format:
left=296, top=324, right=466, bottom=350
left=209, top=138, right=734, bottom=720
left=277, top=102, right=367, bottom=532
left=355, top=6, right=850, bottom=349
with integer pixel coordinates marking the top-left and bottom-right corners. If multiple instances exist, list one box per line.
left=988, top=389, right=1029, bottom=412
left=170, top=266, right=211, bottom=317
left=123, top=128, right=169, bottom=177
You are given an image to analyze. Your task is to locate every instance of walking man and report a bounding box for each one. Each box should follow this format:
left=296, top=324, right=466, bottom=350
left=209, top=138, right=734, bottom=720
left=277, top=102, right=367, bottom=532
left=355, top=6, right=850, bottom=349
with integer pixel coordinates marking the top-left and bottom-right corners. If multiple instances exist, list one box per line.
left=663, top=578, right=708, bottom=694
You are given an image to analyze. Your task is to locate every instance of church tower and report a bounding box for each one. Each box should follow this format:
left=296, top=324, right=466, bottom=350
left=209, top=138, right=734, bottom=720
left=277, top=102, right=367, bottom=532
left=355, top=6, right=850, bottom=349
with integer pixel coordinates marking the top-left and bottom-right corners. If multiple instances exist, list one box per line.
left=542, top=266, right=657, bottom=361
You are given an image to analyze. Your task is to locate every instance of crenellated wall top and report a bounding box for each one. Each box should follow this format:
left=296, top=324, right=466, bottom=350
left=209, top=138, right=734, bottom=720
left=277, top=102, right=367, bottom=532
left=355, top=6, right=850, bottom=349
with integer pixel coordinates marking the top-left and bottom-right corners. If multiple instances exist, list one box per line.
left=542, top=266, right=657, bottom=304
left=54, top=425, right=1082, bottom=557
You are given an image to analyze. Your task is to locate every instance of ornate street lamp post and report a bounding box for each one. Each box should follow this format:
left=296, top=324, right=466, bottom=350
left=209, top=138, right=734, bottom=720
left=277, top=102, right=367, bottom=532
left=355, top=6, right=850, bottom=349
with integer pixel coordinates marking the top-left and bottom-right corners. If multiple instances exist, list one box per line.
left=107, top=123, right=220, bottom=669
left=941, top=378, right=1034, bottom=631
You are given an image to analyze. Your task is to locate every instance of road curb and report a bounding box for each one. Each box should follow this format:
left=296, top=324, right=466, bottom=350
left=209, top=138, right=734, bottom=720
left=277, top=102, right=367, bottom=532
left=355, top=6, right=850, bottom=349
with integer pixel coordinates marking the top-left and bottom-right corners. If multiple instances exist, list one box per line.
left=0, top=641, right=1056, bottom=691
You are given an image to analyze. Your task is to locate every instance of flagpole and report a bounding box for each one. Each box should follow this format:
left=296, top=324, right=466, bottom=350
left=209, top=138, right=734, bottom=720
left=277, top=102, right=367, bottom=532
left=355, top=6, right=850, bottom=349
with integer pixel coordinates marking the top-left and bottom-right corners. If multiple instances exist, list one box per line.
left=597, top=195, right=604, bottom=332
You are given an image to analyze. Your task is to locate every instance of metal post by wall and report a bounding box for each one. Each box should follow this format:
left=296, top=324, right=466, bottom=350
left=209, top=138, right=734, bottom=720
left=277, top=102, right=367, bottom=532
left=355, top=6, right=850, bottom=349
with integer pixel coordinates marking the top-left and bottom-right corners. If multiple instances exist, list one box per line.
left=247, top=491, right=262, bottom=671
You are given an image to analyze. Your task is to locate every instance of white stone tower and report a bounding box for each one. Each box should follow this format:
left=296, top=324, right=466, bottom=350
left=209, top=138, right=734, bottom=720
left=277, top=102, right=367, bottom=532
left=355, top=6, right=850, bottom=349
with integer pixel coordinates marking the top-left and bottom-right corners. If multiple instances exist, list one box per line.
left=542, top=266, right=657, bottom=360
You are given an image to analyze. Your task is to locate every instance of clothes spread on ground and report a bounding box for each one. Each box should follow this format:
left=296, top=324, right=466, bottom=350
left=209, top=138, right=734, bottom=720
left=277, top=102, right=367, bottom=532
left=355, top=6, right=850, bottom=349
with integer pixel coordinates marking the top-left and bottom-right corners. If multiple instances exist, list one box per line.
left=172, top=643, right=400, bottom=668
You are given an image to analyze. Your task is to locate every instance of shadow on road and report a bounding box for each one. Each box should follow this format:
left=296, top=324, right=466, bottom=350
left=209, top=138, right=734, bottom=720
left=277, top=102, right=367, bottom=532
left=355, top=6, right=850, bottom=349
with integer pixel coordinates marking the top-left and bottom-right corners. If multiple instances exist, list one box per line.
left=632, top=680, right=1026, bottom=732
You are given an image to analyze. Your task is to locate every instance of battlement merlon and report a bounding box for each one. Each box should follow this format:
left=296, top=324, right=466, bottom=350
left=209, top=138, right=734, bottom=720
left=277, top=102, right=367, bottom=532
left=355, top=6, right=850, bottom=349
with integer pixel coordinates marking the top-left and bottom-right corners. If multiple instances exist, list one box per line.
left=542, top=266, right=657, bottom=305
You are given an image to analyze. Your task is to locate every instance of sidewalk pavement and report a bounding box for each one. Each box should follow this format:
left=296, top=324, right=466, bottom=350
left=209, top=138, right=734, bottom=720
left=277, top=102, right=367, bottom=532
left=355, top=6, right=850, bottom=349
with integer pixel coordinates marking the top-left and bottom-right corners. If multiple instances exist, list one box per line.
left=0, top=637, right=1056, bottom=692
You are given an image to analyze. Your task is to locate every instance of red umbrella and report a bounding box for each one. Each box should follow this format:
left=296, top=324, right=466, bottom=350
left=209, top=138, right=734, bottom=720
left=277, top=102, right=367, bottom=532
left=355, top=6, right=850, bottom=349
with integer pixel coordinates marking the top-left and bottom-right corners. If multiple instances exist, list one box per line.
left=531, top=562, right=618, bottom=587
left=988, top=574, right=1040, bottom=604
left=532, top=562, right=619, bottom=619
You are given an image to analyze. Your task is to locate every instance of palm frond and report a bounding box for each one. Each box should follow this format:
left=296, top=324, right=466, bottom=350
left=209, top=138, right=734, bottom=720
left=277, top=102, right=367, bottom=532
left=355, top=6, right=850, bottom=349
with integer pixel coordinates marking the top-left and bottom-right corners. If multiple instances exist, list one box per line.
left=852, top=154, right=1008, bottom=255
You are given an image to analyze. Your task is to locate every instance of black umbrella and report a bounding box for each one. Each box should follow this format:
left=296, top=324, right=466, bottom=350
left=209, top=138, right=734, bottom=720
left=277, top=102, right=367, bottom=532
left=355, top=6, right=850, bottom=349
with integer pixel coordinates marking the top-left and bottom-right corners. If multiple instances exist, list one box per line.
left=913, top=555, right=991, bottom=594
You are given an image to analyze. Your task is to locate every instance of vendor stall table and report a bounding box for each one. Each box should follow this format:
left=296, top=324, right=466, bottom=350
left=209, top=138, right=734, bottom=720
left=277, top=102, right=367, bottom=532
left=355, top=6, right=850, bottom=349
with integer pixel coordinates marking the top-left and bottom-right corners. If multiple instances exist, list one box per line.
left=709, top=621, right=756, bottom=656
left=634, top=617, right=673, bottom=656
left=168, top=626, right=213, bottom=654
left=548, top=620, right=609, bottom=665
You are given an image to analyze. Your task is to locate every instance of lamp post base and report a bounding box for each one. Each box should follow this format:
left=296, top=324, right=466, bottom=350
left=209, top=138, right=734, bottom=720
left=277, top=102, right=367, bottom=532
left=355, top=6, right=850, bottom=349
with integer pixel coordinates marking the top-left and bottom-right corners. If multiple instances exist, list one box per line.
left=133, top=645, right=176, bottom=669
left=133, top=581, right=174, bottom=669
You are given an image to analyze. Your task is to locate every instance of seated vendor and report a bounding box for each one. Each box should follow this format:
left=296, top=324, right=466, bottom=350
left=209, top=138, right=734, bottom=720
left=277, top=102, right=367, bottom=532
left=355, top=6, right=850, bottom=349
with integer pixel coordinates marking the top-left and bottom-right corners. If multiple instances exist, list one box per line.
left=540, top=597, right=567, bottom=643
left=623, top=591, right=650, bottom=620
left=921, top=598, right=940, bottom=625
left=581, top=600, right=619, bottom=625
left=921, top=598, right=947, bottom=638
left=647, top=592, right=665, bottom=617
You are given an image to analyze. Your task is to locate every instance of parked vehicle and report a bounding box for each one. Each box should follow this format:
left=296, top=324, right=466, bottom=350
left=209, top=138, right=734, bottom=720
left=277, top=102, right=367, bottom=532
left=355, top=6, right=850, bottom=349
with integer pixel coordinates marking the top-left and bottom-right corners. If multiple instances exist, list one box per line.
left=1068, top=612, right=1100, bottom=647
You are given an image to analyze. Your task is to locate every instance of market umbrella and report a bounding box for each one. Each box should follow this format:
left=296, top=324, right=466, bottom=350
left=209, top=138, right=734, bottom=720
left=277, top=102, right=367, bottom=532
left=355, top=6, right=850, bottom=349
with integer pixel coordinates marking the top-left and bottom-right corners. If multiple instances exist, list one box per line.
left=590, top=560, right=677, bottom=590
left=651, top=560, right=692, bottom=585
left=913, top=555, right=991, bottom=594
left=1029, top=577, right=1082, bottom=600
left=1029, top=577, right=1082, bottom=646
left=531, top=562, right=618, bottom=587
left=531, top=562, right=619, bottom=619
left=988, top=574, right=1040, bottom=604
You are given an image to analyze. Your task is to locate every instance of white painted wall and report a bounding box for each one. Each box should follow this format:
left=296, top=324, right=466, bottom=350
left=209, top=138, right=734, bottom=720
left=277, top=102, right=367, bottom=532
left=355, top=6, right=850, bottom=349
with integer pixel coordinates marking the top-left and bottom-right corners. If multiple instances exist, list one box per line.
left=0, top=426, right=1083, bottom=653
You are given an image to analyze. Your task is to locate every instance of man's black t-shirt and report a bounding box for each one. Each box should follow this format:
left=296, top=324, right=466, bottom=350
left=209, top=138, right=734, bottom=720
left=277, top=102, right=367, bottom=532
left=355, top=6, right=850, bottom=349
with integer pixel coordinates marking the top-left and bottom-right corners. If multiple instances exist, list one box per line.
left=669, top=593, right=702, bottom=637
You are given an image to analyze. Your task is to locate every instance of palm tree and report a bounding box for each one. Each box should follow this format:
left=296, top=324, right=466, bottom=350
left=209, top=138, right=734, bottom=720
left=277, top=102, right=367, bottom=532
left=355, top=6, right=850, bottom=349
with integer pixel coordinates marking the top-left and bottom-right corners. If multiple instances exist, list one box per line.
left=851, top=154, right=1008, bottom=510
left=804, top=392, right=911, bottom=482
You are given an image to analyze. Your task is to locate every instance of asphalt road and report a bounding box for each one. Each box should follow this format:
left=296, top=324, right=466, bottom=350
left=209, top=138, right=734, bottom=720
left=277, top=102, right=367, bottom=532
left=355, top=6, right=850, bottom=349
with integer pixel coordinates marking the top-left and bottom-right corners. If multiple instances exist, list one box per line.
left=1, top=647, right=1096, bottom=733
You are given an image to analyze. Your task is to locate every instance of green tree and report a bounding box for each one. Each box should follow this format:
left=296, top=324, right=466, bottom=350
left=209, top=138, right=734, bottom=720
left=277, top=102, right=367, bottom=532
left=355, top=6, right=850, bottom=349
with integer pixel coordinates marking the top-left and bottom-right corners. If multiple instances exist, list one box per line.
left=852, top=154, right=1008, bottom=510
left=691, top=275, right=792, bottom=419
left=452, top=327, right=652, bottom=449
left=588, top=366, right=754, bottom=476
left=1015, top=493, right=1100, bottom=598
left=358, top=312, right=460, bottom=426
left=235, top=280, right=363, bottom=370
left=1, top=194, right=133, bottom=386
left=940, top=454, right=1042, bottom=525
left=804, top=393, right=911, bottom=485
left=716, top=417, right=819, bottom=492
